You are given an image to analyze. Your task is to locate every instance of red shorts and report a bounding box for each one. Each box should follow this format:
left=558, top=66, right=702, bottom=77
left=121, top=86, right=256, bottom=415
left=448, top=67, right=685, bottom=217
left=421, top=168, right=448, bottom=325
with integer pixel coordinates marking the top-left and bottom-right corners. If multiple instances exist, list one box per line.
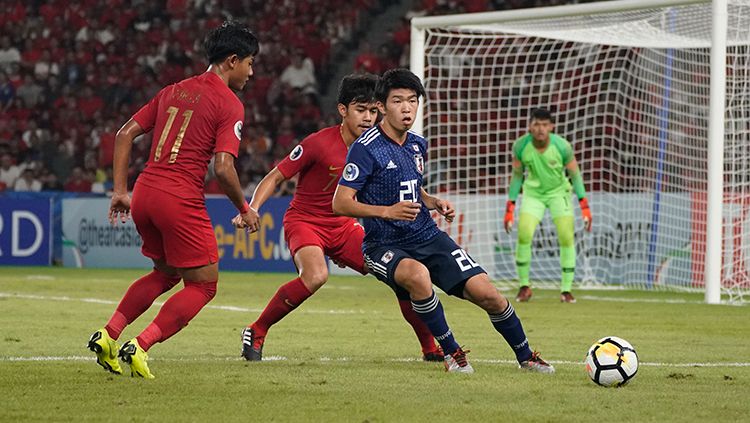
left=131, top=182, right=218, bottom=268
left=284, top=217, right=366, bottom=274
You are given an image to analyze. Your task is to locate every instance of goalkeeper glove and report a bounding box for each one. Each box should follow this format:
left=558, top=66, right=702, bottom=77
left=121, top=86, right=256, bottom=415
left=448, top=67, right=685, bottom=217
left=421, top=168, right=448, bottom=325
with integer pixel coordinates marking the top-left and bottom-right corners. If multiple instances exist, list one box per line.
left=503, top=201, right=515, bottom=233
left=579, top=198, right=592, bottom=232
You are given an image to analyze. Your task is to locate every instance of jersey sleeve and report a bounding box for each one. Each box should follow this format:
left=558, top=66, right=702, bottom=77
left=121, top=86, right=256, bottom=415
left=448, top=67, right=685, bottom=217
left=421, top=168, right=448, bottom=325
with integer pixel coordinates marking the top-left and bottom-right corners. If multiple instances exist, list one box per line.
left=338, top=141, right=374, bottom=192
left=512, top=137, right=526, bottom=162
left=559, top=137, right=574, bottom=165
left=214, top=98, right=244, bottom=157
left=277, top=136, right=315, bottom=179
left=131, top=88, right=164, bottom=133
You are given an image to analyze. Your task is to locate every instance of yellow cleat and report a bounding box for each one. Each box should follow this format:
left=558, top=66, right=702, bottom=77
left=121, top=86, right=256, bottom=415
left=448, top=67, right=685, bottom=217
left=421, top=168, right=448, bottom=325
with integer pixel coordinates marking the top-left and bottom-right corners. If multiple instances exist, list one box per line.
left=118, top=339, right=155, bottom=379
left=87, top=328, right=123, bottom=375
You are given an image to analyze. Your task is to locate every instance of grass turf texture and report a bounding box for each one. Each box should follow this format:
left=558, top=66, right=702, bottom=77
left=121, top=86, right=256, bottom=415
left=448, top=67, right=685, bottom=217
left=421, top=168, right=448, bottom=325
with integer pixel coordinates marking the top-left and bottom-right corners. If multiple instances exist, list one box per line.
left=1, top=267, right=748, bottom=422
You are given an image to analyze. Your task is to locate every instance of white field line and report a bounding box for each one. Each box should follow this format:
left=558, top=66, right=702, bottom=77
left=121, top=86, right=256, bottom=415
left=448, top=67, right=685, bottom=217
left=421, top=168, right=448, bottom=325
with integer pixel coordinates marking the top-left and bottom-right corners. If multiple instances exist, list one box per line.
left=1, top=291, right=739, bottom=312
left=0, top=292, right=377, bottom=315
left=1, top=355, right=748, bottom=367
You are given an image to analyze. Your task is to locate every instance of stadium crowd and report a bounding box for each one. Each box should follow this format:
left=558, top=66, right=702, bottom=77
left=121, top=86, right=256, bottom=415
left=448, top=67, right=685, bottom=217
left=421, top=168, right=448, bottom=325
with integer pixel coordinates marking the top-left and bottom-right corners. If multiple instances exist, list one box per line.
left=0, top=0, right=586, bottom=195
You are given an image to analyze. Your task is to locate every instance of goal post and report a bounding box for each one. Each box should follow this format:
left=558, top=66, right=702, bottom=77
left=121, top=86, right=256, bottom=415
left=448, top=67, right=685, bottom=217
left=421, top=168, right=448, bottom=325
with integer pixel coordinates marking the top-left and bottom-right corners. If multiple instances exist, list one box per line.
left=411, top=0, right=749, bottom=304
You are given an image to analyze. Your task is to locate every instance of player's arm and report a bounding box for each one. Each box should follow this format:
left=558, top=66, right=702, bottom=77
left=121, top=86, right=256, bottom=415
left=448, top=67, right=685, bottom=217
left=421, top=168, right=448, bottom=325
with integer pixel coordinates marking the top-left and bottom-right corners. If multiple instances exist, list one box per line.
left=565, top=157, right=592, bottom=231
left=420, top=187, right=455, bottom=223
left=109, top=118, right=144, bottom=225
left=332, top=185, right=421, bottom=221
left=232, top=167, right=287, bottom=231
left=504, top=157, right=524, bottom=233
left=249, top=167, right=286, bottom=211
left=214, top=152, right=258, bottom=230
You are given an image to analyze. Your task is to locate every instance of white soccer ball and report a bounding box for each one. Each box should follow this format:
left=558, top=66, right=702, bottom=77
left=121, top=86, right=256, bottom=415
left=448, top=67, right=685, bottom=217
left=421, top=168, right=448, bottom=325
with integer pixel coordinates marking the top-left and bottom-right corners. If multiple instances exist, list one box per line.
left=585, top=336, right=639, bottom=387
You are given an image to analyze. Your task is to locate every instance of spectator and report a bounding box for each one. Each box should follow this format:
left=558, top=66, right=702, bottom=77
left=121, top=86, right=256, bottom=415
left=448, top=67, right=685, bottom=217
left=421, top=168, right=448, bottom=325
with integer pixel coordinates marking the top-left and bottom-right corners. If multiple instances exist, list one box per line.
left=0, top=72, right=14, bottom=111
left=34, top=50, right=59, bottom=79
left=15, top=75, right=44, bottom=108
left=64, top=166, right=92, bottom=192
left=279, top=52, right=317, bottom=94
left=0, top=153, right=22, bottom=187
left=353, top=41, right=381, bottom=74
left=76, top=86, right=104, bottom=121
left=0, top=36, right=21, bottom=72
left=13, top=168, right=42, bottom=192
left=39, top=167, right=62, bottom=190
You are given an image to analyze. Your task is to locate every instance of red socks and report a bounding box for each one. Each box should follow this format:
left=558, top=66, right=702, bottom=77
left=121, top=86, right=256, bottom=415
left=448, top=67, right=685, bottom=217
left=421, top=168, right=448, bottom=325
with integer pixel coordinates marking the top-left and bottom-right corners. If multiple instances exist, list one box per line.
left=398, top=299, right=439, bottom=354
left=105, top=269, right=181, bottom=339
left=252, top=277, right=312, bottom=335
left=137, top=280, right=217, bottom=351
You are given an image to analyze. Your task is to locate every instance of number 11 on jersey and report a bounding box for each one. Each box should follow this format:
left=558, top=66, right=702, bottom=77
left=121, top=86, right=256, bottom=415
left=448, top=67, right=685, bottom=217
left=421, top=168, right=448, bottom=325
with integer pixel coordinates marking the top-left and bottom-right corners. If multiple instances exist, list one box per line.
left=154, top=106, right=194, bottom=163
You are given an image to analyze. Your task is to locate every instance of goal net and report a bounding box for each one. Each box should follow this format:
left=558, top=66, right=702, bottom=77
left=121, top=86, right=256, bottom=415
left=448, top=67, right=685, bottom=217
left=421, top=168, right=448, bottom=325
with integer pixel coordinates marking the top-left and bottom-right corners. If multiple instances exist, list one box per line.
left=411, top=0, right=750, bottom=303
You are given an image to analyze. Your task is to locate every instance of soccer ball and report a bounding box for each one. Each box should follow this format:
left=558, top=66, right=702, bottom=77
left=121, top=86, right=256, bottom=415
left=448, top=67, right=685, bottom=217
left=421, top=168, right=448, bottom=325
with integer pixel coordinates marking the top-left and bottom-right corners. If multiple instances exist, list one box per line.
left=585, top=336, right=638, bottom=387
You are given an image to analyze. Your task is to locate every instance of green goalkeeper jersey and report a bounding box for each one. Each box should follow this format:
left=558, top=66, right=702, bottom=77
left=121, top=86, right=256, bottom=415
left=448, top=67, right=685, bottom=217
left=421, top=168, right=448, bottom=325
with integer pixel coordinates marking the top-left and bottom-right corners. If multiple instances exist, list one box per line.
left=512, top=133, right=573, bottom=197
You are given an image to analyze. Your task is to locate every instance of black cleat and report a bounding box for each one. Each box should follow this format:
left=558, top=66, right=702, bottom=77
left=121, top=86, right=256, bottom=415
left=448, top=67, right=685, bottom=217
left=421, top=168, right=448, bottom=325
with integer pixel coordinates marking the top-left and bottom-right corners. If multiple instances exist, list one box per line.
left=241, top=327, right=264, bottom=361
left=422, top=346, right=444, bottom=362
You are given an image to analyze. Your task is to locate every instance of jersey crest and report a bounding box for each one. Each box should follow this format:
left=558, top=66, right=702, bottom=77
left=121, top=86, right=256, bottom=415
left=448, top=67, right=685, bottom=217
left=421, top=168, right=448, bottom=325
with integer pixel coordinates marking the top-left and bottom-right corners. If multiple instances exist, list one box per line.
left=414, top=154, right=424, bottom=174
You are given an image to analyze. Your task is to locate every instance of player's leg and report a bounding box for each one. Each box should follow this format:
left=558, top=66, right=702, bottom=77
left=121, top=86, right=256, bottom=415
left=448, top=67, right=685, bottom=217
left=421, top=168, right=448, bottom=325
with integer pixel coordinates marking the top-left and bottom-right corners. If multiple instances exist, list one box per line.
left=118, top=198, right=219, bottom=378
left=460, top=274, right=554, bottom=374
left=333, top=222, right=440, bottom=360
left=550, top=194, right=576, bottom=303
left=243, top=245, right=324, bottom=361
left=241, top=223, right=323, bottom=360
left=366, top=243, right=471, bottom=373
left=515, top=195, right=545, bottom=302
left=87, top=185, right=181, bottom=375
left=392, top=258, right=469, bottom=371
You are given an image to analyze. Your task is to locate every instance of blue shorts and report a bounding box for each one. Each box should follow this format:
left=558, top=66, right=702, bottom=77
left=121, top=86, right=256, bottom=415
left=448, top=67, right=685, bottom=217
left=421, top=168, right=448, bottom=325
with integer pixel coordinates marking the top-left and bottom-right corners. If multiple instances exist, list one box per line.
left=363, top=231, right=486, bottom=298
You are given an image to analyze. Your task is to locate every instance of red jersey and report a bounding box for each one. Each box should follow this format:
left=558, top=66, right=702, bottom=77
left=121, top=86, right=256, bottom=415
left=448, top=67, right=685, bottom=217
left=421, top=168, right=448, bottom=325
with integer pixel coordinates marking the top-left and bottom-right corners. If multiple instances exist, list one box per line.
left=133, top=72, right=244, bottom=200
left=277, top=125, right=352, bottom=226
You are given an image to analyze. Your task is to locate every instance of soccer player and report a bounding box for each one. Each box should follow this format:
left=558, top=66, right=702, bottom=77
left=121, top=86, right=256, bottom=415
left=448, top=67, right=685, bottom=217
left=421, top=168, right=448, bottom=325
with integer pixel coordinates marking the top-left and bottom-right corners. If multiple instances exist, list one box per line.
left=87, top=22, right=259, bottom=379
left=503, top=108, right=592, bottom=304
left=332, top=68, right=554, bottom=374
left=233, top=74, right=441, bottom=362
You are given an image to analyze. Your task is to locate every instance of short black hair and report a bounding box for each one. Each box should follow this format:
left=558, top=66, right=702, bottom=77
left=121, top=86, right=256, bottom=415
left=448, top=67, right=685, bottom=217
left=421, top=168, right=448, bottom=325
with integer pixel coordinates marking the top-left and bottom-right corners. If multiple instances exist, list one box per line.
left=530, top=108, right=554, bottom=122
left=337, top=73, right=378, bottom=105
left=375, top=68, right=426, bottom=104
left=203, top=21, right=260, bottom=64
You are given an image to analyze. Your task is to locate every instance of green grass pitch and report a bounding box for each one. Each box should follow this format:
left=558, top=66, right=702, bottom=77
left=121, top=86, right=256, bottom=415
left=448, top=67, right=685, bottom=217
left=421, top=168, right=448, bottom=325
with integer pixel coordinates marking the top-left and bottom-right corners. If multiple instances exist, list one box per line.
left=1, top=267, right=748, bottom=422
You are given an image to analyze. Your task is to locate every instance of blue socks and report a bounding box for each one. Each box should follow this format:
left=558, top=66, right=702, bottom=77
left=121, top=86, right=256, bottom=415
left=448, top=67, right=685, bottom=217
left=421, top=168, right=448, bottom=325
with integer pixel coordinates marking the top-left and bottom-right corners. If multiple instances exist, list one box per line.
left=411, top=291, right=459, bottom=355
left=489, top=303, right=533, bottom=363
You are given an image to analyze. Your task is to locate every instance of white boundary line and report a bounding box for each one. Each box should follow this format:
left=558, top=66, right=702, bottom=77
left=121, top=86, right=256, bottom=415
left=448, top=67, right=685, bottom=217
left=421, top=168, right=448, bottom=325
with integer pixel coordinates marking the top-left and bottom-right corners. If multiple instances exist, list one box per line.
left=1, top=355, right=748, bottom=367
left=2, top=291, right=741, bottom=310
left=0, top=292, right=378, bottom=315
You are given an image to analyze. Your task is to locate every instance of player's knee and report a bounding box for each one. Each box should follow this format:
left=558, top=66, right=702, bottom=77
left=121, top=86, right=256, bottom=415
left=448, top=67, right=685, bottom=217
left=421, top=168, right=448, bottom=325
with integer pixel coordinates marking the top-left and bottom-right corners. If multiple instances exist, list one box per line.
left=558, top=231, right=574, bottom=247
left=517, top=229, right=534, bottom=244
left=395, top=260, right=431, bottom=293
left=466, top=277, right=506, bottom=312
left=300, top=268, right=328, bottom=290
left=185, top=280, right=217, bottom=302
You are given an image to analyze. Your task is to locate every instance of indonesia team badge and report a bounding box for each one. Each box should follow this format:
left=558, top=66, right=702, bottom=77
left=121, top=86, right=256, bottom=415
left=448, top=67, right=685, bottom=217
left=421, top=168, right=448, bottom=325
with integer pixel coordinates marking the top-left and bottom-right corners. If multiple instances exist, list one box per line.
left=413, top=154, right=424, bottom=174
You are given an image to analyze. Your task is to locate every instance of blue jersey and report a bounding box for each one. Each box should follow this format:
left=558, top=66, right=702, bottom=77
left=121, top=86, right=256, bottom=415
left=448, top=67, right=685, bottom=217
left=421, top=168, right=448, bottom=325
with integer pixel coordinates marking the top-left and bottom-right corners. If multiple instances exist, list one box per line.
left=338, top=125, right=440, bottom=250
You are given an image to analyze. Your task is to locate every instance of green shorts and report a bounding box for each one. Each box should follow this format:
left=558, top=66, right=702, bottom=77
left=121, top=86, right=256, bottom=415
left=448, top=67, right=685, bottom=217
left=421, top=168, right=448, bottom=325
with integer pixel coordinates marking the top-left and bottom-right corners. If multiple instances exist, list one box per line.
left=519, top=193, right=574, bottom=221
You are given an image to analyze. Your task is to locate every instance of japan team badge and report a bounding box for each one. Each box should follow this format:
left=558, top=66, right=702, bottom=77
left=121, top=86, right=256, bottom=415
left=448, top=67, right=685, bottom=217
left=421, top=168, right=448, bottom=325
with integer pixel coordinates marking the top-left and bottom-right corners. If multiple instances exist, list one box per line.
left=413, top=154, right=424, bottom=174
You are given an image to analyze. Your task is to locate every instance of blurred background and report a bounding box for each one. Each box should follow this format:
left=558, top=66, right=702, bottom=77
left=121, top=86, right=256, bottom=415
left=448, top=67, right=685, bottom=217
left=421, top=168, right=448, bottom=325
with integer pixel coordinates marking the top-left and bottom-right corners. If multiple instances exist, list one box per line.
left=0, top=0, right=591, bottom=196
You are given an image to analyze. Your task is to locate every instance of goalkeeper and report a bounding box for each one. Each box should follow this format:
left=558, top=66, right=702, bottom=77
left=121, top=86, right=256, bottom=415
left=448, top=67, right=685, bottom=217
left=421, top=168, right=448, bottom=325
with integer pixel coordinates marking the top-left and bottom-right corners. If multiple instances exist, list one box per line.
left=504, top=108, right=591, bottom=303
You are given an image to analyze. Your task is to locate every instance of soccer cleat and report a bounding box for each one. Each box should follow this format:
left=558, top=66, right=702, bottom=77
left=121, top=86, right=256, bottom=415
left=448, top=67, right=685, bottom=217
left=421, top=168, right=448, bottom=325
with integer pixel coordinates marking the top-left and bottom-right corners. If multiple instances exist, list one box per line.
left=422, top=346, right=444, bottom=362
left=87, top=328, right=122, bottom=375
left=444, top=347, right=474, bottom=374
left=241, top=327, right=264, bottom=361
left=560, top=291, right=577, bottom=303
left=519, top=351, right=555, bottom=374
left=515, top=286, right=532, bottom=302
left=119, top=339, right=154, bottom=379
